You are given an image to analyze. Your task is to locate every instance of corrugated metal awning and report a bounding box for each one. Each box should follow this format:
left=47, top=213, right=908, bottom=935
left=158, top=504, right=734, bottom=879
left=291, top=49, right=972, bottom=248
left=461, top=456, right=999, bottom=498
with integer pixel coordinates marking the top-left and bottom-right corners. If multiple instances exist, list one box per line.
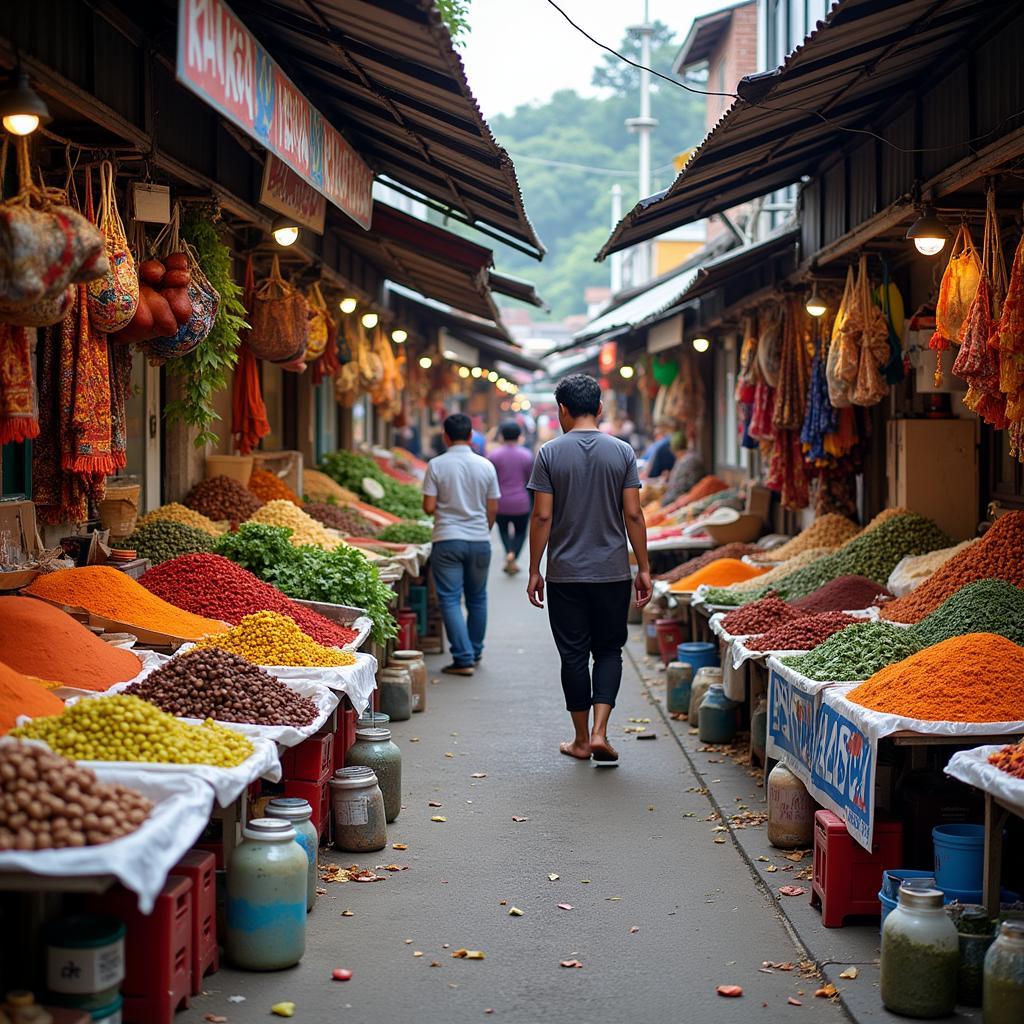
left=488, top=270, right=547, bottom=309
left=599, top=0, right=1005, bottom=260
left=681, top=227, right=799, bottom=302
left=673, top=2, right=750, bottom=73
left=242, top=0, right=544, bottom=259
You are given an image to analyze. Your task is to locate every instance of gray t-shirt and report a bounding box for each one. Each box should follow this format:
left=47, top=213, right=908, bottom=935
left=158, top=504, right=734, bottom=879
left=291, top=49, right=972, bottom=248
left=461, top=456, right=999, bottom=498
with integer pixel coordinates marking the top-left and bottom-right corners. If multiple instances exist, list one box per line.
left=527, top=430, right=640, bottom=582
left=422, top=444, right=500, bottom=543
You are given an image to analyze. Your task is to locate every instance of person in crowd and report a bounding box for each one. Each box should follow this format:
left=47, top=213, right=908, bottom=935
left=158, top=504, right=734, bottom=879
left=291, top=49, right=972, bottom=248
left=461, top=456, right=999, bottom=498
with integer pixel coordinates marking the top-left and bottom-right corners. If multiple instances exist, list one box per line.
left=526, top=374, right=652, bottom=762
left=660, top=432, right=707, bottom=506
left=470, top=417, right=488, bottom=456
left=423, top=413, right=501, bottom=676
left=641, top=420, right=677, bottom=480
left=488, top=421, right=534, bottom=575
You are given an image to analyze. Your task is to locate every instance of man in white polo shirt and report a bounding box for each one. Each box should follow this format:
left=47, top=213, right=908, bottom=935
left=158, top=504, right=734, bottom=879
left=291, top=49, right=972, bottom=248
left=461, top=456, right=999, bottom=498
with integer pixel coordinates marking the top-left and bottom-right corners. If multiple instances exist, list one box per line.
left=422, top=413, right=501, bottom=676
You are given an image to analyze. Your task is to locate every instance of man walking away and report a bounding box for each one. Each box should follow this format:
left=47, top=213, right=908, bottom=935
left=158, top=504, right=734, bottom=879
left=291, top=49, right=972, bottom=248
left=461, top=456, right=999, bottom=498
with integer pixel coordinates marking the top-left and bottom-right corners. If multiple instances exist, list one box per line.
left=526, top=374, right=652, bottom=762
left=423, top=413, right=501, bottom=677
left=488, top=421, right=534, bottom=575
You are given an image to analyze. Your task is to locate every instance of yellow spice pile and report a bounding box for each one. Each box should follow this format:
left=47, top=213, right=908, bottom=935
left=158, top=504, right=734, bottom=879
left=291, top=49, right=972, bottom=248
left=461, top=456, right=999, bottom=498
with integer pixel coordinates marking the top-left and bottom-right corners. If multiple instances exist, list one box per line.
left=194, top=611, right=356, bottom=667
left=137, top=502, right=227, bottom=537
left=250, top=500, right=346, bottom=550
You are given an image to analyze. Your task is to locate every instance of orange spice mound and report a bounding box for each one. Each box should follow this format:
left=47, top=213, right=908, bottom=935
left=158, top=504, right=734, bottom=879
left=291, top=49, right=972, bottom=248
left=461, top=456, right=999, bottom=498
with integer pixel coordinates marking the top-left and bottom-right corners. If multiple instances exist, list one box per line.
left=26, top=567, right=227, bottom=641
left=881, top=511, right=1024, bottom=623
left=669, top=558, right=769, bottom=593
left=247, top=467, right=303, bottom=506
left=0, top=599, right=141, bottom=692
left=846, top=633, right=1024, bottom=722
left=679, top=475, right=730, bottom=508
left=0, top=658, right=66, bottom=734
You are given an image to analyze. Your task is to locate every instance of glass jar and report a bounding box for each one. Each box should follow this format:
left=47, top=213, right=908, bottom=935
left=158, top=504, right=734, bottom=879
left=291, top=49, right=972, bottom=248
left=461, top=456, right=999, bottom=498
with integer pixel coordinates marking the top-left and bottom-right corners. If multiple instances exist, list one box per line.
left=378, top=667, right=412, bottom=722
left=226, top=818, right=307, bottom=970
left=331, top=766, right=387, bottom=852
left=880, top=886, right=958, bottom=1018
left=665, top=661, right=692, bottom=716
left=356, top=711, right=390, bottom=730
left=983, top=920, right=1024, bottom=1024
left=956, top=907, right=994, bottom=1007
left=390, top=650, right=427, bottom=713
left=698, top=683, right=737, bottom=744
left=346, top=728, right=402, bottom=823
left=687, top=667, right=722, bottom=726
left=767, top=762, right=814, bottom=849
left=265, top=797, right=318, bottom=913
left=750, top=695, right=768, bottom=765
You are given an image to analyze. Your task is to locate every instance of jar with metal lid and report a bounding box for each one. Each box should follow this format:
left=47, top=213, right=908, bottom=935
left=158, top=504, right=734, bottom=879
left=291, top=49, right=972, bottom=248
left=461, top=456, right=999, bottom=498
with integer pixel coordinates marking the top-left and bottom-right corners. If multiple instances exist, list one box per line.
left=983, top=920, right=1024, bottom=1024
left=356, top=710, right=390, bottom=730
left=331, top=766, right=387, bottom=852
left=880, top=886, right=958, bottom=1018
left=767, top=762, right=814, bottom=849
left=346, top=728, right=402, bottom=823
left=390, top=650, right=427, bottom=713
left=265, top=797, right=318, bottom=912
left=377, top=667, right=412, bottom=721
left=226, top=818, right=307, bottom=970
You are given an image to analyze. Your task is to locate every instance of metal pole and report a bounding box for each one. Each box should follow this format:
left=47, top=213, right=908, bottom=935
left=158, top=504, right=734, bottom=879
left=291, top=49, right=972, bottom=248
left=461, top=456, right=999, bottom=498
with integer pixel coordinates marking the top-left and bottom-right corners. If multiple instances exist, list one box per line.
left=610, top=183, right=623, bottom=294
left=625, top=4, right=658, bottom=284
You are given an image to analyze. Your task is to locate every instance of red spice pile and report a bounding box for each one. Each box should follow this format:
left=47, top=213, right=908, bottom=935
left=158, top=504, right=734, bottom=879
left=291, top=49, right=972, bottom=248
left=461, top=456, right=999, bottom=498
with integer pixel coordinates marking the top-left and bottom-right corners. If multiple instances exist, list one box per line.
left=793, top=575, right=892, bottom=613
left=990, top=741, right=1024, bottom=780
left=721, top=595, right=805, bottom=636
left=747, top=612, right=859, bottom=652
left=656, top=543, right=764, bottom=583
left=140, top=554, right=358, bottom=648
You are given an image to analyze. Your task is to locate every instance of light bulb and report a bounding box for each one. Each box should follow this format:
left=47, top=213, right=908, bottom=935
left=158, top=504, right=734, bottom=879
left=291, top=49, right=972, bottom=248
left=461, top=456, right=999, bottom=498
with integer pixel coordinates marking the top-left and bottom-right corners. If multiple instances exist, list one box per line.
left=272, top=224, right=299, bottom=246
left=471, top=367, right=482, bottom=378
left=487, top=371, right=499, bottom=383
left=805, top=286, right=827, bottom=318
left=520, top=399, right=531, bottom=410
left=339, top=297, right=357, bottom=314
left=361, top=312, right=379, bottom=329
left=419, top=355, right=433, bottom=369
left=691, top=337, right=710, bottom=353
left=3, top=113, right=39, bottom=136
left=906, top=204, right=949, bottom=256
left=0, top=70, right=50, bottom=137
left=497, top=378, right=508, bottom=389
left=914, top=236, right=946, bottom=257
left=391, top=329, right=407, bottom=344
left=458, top=366, right=470, bottom=378
left=619, top=365, right=635, bottom=379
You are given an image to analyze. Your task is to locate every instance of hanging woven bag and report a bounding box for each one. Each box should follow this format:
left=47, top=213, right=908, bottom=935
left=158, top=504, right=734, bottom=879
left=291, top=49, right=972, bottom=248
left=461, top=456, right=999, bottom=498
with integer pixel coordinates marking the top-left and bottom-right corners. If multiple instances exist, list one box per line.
left=304, top=281, right=330, bottom=361
left=87, top=161, right=138, bottom=333
left=249, top=255, right=308, bottom=362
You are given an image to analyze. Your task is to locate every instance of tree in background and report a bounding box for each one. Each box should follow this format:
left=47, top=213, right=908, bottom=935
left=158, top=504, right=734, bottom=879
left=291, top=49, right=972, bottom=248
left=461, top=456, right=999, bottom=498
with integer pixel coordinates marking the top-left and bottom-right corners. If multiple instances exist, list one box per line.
left=437, top=0, right=471, bottom=45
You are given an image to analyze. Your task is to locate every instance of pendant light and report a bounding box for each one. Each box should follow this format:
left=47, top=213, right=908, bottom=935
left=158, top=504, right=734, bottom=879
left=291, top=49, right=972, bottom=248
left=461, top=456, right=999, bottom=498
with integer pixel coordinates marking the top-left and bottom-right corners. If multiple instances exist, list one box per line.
left=339, top=297, right=357, bottom=314
left=418, top=355, right=433, bottom=369
left=805, top=284, right=827, bottom=317
left=906, top=205, right=950, bottom=256
left=619, top=365, right=635, bottom=379
left=271, top=215, right=299, bottom=247
left=361, top=312, right=379, bottom=329
left=691, top=336, right=710, bottom=353
left=391, top=329, right=407, bottom=344
left=0, top=67, right=51, bottom=136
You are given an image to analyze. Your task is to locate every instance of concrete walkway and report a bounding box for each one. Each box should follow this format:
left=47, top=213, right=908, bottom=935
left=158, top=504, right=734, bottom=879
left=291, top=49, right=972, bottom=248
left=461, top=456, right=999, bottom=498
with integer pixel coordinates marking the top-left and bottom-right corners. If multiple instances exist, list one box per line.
left=181, top=557, right=851, bottom=1024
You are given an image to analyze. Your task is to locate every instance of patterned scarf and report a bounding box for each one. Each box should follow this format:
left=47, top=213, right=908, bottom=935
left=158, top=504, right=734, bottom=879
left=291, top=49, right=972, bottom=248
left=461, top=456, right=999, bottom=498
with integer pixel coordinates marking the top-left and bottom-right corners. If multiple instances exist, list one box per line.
left=0, top=324, right=39, bottom=444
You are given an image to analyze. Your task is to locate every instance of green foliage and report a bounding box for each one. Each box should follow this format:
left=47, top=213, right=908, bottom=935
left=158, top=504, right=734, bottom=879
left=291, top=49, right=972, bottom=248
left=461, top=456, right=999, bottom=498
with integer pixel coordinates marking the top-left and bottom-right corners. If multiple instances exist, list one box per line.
left=164, top=211, right=248, bottom=447
left=377, top=520, right=433, bottom=545
left=436, top=0, right=471, bottom=45
left=319, top=450, right=424, bottom=520
left=215, top=522, right=397, bottom=644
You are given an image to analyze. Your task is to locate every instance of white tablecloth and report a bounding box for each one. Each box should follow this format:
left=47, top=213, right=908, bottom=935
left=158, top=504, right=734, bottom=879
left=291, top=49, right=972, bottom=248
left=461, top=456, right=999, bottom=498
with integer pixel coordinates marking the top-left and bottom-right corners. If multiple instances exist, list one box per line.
left=946, top=746, right=1024, bottom=818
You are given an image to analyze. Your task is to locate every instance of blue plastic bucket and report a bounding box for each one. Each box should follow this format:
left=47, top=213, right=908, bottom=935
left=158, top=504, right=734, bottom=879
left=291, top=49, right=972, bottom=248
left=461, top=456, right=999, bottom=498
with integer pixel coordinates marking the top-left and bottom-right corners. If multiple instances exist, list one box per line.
left=675, top=641, right=717, bottom=674
left=933, top=824, right=985, bottom=891
left=881, top=869, right=936, bottom=901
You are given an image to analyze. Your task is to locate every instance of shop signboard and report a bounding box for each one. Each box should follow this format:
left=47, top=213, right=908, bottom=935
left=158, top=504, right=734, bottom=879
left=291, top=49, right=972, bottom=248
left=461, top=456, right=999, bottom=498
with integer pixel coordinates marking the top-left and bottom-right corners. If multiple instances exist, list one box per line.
left=260, top=155, right=327, bottom=234
left=177, top=0, right=373, bottom=230
left=765, top=661, right=821, bottom=787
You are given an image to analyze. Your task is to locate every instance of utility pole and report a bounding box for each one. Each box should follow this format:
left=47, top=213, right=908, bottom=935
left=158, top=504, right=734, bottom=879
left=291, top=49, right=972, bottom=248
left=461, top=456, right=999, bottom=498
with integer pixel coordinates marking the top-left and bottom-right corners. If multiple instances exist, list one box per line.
left=610, top=183, right=623, bottom=294
left=625, top=1, right=658, bottom=284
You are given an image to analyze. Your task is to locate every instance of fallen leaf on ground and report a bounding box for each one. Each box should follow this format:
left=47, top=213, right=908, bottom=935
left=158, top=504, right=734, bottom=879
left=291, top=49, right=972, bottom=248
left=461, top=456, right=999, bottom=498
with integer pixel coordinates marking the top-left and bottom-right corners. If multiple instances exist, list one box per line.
left=787, top=997, right=802, bottom=1006
left=413, top=951, right=423, bottom=957
left=392, top=843, right=408, bottom=850
left=431, top=816, right=447, bottom=823
left=815, top=984, right=838, bottom=998
left=271, top=1004, right=295, bottom=1018
left=629, top=926, right=639, bottom=934
left=778, top=886, right=807, bottom=897
left=637, top=733, right=656, bottom=740
left=785, top=851, right=809, bottom=861
left=430, top=961, right=441, bottom=968
left=471, top=773, right=487, bottom=778
left=557, top=903, right=573, bottom=911
left=341, top=910, right=354, bottom=917
left=405, top=939, right=413, bottom=944
left=763, top=962, right=796, bottom=971
left=484, top=1010, right=494, bottom=1015
left=623, top=726, right=646, bottom=734
left=508, top=907, right=524, bottom=916
left=838, top=967, right=859, bottom=980
left=452, top=949, right=485, bottom=960
left=581, top=879, right=591, bottom=884
left=204, top=1016, right=227, bottom=1023
left=444, top=752, right=455, bottom=758
left=382, top=864, right=408, bottom=872
left=227, top=997, right=245, bottom=1004
left=512, top=816, right=528, bottom=822
left=332, top=968, right=352, bottom=981
left=765, top=865, right=778, bottom=872
left=716, top=985, right=743, bottom=998
left=713, top=837, right=726, bottom=844
left=428, top=801, right=443, bottom=807
left=499, top=899, right=507, bottom=906
left=560, top=959, right=584, bottom=968
left=756, top=856, right=770, bottom=862
left=605, top=896, right=621, bottom=901
left=409, top=736, right=420, bottom=742
left=548, top=873, right=560, bottom=881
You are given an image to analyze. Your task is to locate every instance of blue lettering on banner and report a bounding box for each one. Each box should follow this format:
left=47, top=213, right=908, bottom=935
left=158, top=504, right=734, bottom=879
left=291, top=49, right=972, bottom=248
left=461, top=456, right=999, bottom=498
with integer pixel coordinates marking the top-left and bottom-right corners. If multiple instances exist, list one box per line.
left=767, top=667, right=816, bottom=784
left=811, top=699, right=874, bottom=848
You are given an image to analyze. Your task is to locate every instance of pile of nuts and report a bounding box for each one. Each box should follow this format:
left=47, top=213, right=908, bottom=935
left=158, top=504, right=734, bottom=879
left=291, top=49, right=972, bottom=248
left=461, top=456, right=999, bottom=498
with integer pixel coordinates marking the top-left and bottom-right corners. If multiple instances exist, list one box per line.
left=249, top=500, right=345, bottom=550
left=720, top=595, right=804, bottom=636
left=0, top=743, right=153, bottom=851
left=185, top=475, right=263, bottom=524
left=305, top=502, right=380, bottom=538
left=192, top=611, right=357, bottom=667
left=126, top=649, right=318, bottom=726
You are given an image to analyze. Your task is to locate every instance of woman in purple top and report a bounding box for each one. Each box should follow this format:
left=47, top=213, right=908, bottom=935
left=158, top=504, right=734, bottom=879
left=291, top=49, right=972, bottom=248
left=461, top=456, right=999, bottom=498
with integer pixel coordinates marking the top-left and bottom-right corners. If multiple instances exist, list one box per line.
left=488, top=421, right=534, bottom=575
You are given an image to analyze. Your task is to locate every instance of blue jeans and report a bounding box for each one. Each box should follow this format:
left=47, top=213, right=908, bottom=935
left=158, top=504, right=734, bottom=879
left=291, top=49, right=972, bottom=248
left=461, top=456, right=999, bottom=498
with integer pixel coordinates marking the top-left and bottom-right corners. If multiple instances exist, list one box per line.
left=431, top=540, right=491, bottom=667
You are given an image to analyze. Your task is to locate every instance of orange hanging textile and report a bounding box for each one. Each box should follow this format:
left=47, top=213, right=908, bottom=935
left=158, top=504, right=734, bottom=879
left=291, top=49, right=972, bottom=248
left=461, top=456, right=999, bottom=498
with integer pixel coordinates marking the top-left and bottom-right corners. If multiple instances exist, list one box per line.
left=930, top=223, right=982, bottom=384
left=850, top=256, right=891, bottom=406
left=231, top=256, right=270, bottom=455
left=826, top=266, right=856, bottom=408
left=0, top=323, right=39, bottom=444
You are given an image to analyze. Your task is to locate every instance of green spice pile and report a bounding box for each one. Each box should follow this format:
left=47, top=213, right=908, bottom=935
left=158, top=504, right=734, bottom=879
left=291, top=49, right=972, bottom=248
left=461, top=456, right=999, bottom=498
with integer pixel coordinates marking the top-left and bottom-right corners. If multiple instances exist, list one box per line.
left=376, top=521, right=432, bottom=545
left=125, top=518, right=215, bottom=566
left=215, top=522, right=397, bottom=644
left=910, top=578, right=1024, bottom=647
left=703, top=513, right=950, bottom=607
left=781, top=622, right=924, bottom=682
left=305, top=502, right=380, bottom=537
left=319, top=451, right=423, bottom=519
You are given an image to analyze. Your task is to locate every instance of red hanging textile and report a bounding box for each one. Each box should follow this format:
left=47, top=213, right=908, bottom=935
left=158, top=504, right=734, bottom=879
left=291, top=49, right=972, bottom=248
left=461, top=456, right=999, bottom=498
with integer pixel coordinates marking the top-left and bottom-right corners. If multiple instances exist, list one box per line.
left=0, top=324, right=39, bottom=444
left=231, top=256, right=270, bottom=455
left=993, top=228, right=1024, bottom=459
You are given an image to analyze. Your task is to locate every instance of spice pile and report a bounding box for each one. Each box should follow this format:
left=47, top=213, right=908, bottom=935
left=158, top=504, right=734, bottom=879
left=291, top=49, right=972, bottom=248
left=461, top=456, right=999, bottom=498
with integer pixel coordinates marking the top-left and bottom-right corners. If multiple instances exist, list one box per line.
left=247, top=467, right=303, bottom=506
left=319, top=451, right=423, bottom=519
left=886, top=540, right=976, bottom=595
left=193, top=611, right=357, bottom=667
left=305, top=502, right=379, bottom=538
left=136, top=503, right=227, bottom=537
left=726, top=547, right=833, bottom=594
left=11, top=694, right=255, bottom=765
left=126, top=649, right=318, bottom=726
left=655, top=543, right=762, bottom=583
left=721, top=596, right=804, bottom=636
left=781, top=622, right=924, bottom=681
left=302, top=469, right=361, bottom=505
left=910, top=579, right=1024, bottom=647
left=758, top=514, right=860, bottom=563
left=250, top=500, right=345, bottom=550
left=989, top=741, right=1024, bottom=780
left=185, top=475, right=263, bottom=523
left=846, top=633, right=1024, bottom=721
left=124, top=519, right=214, bottom=566
left=881, top=512, right=1024, bottom=623
left=377, top=521, right=432, bottom=545
left=0, top=659, right=66, bottom=734
left=0, top=744, right=152, bottom=851
left=0, top=598, right=141, bottom=691
left=794, top=575, right=893, bottom=613
left=747, top=612, right=859, bottom=652
left=676, top=476, right=729, bottom=508
left=669, top=558, right=768, bottom=593
left=140, top=554, right=358, bottom=648
left=26, top=567, right=227, bottom=641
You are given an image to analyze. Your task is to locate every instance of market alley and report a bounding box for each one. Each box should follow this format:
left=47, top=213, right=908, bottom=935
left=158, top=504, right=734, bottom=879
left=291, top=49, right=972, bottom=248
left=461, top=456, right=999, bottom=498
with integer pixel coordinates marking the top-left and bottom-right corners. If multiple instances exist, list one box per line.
left=180, top=558, right=847, bottom=1024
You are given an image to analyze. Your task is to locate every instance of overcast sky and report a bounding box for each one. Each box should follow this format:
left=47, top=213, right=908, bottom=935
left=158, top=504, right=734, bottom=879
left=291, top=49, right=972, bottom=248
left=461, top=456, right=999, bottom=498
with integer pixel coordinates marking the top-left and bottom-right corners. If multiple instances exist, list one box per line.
left=461, top=0, right=731, bottom=118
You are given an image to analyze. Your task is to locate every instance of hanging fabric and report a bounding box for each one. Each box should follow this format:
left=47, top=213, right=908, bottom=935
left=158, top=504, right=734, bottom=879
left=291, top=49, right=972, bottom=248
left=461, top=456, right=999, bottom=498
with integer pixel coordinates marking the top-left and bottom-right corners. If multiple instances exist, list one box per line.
left=826, top=266, right=857, bottom=407
left=846, top=255, right=890, bottom=406
left=930, top=222, right=982, bottom=384
left=801, top=326, right=838, bottom=463
left=231, top=256, right=270, bottom=455
left=994, top=215, right=1024, bottom=460
left=0, top=324, right=39, bottom=444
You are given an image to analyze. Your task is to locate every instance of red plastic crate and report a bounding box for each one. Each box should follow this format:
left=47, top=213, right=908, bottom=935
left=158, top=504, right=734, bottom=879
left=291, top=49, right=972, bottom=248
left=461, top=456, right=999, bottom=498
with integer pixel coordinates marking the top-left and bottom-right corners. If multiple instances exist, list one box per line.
left=89, top=876, right=192, bottom=1024
left=170, top=850, right=220, bottom=994
left=333, top=705, right=358, bottom=772
left=810, top=810, right=903, bottom=927
left=282, top=777, right=332, bottom=843
left=281, top=730, right=334, bottom=783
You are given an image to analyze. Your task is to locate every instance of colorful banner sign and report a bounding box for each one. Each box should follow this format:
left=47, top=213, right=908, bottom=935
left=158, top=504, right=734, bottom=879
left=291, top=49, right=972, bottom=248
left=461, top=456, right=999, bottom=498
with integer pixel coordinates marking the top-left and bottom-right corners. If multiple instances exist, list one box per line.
left=766, top=663, right=822, bottom=787
left=177, top=0, right=373, bottom=230
left=260, top=155, right=327, bottom=234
